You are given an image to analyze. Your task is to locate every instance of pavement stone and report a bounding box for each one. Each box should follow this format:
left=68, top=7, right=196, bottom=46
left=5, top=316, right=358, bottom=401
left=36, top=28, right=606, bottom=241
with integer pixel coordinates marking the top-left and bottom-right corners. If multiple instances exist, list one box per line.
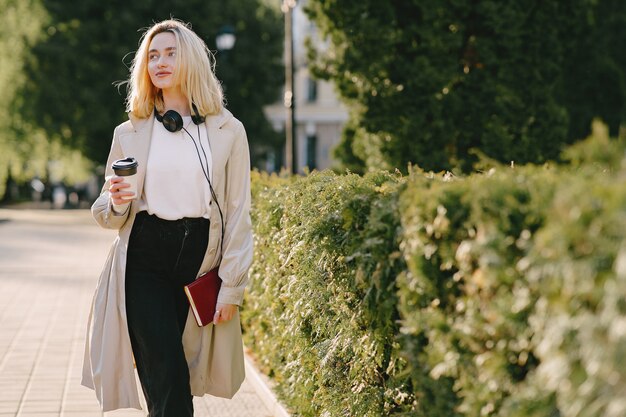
left=0, top=208, right=275, bottom=417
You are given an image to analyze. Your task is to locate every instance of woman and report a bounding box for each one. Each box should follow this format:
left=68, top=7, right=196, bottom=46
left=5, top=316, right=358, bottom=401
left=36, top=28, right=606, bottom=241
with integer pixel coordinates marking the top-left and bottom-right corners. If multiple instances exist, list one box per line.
left=82, top=19, right=253, bottom=417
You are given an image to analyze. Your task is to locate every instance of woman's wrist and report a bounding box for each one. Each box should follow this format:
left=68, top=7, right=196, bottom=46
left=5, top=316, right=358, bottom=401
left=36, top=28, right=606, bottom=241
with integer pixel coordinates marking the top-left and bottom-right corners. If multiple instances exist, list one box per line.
left=111, top=199, right=130, bottom=215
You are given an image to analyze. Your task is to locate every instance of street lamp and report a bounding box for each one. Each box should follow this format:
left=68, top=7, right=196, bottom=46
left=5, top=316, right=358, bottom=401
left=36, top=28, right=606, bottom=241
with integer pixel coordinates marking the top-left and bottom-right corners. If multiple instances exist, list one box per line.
left=282, top=0, right=297, bottom=174
left=216, top=25, right=236, bottom=52
left=215, top=25, right=236, bottom=95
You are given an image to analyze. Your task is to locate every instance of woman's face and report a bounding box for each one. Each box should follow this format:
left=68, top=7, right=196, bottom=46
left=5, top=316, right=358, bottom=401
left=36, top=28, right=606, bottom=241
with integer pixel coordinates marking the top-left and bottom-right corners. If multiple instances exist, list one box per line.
left=148, top=32, right=178, bottom=91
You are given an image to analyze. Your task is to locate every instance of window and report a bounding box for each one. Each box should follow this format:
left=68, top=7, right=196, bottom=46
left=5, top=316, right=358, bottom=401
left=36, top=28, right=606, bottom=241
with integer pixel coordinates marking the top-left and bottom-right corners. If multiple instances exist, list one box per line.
left=306, top=134, right=317, bottom=169
left=306, top=78, right=317, bottom=103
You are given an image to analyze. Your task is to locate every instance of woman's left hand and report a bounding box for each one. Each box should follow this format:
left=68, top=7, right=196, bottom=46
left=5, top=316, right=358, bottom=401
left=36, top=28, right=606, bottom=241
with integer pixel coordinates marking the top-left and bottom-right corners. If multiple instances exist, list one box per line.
left=213, top=303, right=238, bottom=325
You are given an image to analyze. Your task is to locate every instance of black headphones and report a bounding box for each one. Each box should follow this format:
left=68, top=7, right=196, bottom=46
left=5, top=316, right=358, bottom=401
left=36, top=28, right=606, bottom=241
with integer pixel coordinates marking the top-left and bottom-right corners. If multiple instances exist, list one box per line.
left=154, top=103, right=205, bottom=132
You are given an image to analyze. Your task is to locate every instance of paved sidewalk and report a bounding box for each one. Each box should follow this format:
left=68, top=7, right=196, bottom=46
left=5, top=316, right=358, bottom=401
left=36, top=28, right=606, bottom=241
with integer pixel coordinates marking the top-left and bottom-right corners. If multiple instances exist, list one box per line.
left=0, top=208, right=273, bottom=417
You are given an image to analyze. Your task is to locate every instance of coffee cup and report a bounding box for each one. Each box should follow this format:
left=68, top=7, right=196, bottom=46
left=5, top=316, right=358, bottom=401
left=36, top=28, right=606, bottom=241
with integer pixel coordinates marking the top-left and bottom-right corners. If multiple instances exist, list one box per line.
left=111, top=157, right=138, bottom=200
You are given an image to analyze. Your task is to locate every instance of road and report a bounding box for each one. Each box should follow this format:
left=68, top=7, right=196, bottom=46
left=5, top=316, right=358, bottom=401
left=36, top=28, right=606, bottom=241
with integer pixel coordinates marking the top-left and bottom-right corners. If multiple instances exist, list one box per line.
left=0, top=208, right=273, bottom=417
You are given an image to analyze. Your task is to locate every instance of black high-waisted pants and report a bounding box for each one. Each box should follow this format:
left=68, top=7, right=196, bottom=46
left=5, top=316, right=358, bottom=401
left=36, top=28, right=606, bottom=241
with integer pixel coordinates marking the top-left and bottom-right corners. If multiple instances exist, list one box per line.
left=125, top=211, right=209, bottom=417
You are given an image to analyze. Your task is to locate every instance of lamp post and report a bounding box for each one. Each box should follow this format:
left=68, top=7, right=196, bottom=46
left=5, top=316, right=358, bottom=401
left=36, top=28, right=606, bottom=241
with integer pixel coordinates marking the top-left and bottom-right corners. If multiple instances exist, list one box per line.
left=216, top=25, right=236, bottom=54
left=282, top=0, right=297, bottom=174
left=215, top=25, right=236, bottom=97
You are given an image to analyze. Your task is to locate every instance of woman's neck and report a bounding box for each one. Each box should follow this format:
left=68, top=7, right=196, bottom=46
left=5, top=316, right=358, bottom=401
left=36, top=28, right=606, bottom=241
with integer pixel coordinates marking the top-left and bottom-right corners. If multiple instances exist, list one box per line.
left=161, top=88, right=190, bottom=116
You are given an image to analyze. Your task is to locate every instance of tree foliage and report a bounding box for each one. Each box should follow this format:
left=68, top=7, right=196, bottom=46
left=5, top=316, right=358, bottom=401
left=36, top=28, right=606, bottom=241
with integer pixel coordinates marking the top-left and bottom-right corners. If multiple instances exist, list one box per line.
left=17, top=0, right=284, bottom=167
left=0, top=0, right=92, bottom=199
left=558, top=0, right=626, bottom=140
left=305, top=0, right=626, bottom=173
left=0, top=0, right=47, bottom=190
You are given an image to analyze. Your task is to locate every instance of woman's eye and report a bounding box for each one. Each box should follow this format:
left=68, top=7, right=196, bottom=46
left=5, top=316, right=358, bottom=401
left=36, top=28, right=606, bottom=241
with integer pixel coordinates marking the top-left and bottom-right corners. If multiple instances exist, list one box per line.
left=149, top=54, right=158, bottom=60
left=169, top=51, right=176, bottom=57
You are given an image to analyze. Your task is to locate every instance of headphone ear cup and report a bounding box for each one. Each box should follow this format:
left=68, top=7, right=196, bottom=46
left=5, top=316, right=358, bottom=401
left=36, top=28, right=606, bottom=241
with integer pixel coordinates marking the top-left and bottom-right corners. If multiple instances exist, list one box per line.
left=191, top=113, right=205, bottom=125
left=162, top=110, right=183, bottom=132
left=191, top=103, right=205, bottom=125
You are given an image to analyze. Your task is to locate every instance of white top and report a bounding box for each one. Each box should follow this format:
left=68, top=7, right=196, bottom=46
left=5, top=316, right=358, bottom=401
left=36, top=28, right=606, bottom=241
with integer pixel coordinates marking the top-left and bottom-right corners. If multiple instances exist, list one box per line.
left=137, top=116, right=213, bottom=220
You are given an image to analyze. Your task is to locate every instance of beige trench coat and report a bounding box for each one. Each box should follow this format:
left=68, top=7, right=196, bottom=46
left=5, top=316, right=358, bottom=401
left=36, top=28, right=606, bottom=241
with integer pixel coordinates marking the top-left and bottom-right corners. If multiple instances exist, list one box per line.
left=81, top=108, right=253, bottom=412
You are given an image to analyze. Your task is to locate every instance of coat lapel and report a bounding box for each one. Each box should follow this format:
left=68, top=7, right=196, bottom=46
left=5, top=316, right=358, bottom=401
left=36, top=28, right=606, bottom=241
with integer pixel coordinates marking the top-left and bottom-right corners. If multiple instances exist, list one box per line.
left=205, top=108, right=234, bottom=191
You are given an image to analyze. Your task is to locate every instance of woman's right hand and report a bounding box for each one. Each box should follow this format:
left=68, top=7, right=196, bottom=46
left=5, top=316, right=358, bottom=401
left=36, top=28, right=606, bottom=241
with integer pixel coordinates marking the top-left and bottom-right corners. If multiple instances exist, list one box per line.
left=109, top=176, right=135, bottom=205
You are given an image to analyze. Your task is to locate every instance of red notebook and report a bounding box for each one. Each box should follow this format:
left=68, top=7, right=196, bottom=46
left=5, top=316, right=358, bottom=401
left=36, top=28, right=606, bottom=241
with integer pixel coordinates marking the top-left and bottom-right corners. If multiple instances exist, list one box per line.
left=184, top=268, right=222, bottom=327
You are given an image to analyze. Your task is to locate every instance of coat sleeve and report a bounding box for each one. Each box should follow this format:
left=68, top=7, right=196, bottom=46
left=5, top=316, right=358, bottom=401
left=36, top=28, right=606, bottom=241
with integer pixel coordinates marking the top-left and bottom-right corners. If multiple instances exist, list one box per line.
left=91, top=126, right=132, bottom=230
left=217, top=122, right=254, bottom=306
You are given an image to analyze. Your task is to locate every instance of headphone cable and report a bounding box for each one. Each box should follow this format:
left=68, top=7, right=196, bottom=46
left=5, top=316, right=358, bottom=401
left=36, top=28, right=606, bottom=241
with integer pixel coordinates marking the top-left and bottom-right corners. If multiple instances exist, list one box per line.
left=182, top=125, right=225, bottom=261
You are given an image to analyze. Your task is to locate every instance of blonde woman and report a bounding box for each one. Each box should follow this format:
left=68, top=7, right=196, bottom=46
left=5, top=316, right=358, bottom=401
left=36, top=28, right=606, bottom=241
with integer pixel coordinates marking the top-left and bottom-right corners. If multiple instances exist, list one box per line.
left=82, top=19, right=253, bottom=417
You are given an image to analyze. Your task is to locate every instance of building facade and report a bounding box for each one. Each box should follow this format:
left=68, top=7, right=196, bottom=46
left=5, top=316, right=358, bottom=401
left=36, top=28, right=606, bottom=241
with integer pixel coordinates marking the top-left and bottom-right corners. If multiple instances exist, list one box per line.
left=263, top=1, right=348, bottom=172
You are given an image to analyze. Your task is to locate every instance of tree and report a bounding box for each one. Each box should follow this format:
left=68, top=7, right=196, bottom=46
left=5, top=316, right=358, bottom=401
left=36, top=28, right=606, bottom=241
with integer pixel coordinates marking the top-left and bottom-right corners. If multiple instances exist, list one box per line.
left=0, top=0, right=47, bottom=196
left=558, top=0, right=626, bottom=140
left=305, top=0, right=625, bottom=173
left=17, top=0, right=284, bottom=168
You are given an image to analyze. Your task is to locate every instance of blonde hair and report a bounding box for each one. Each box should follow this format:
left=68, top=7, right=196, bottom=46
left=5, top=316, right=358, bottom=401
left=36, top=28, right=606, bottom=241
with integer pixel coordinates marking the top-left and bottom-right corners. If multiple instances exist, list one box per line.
left=126, top=19, right=224, bottom=118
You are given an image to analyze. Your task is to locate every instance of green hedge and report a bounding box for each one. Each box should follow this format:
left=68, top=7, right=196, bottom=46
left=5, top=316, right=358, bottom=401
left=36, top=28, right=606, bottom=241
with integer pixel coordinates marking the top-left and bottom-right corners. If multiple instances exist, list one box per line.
left=242, top=136, right=626, bottom=417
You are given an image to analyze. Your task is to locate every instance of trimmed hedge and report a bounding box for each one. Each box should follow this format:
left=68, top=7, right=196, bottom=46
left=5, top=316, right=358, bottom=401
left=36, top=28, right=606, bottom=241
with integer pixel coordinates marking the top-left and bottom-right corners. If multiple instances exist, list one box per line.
left=397, top=166, right=559, bottom=417
left=242, top=136, right=626, bottom=417
left=245, top=170, right=410, bottom=416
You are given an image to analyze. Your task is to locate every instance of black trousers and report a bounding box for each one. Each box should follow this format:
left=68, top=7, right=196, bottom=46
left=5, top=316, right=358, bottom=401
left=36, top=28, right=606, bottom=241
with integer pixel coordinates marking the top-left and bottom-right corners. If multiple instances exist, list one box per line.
left=125, top=211, right=209, bottom=417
